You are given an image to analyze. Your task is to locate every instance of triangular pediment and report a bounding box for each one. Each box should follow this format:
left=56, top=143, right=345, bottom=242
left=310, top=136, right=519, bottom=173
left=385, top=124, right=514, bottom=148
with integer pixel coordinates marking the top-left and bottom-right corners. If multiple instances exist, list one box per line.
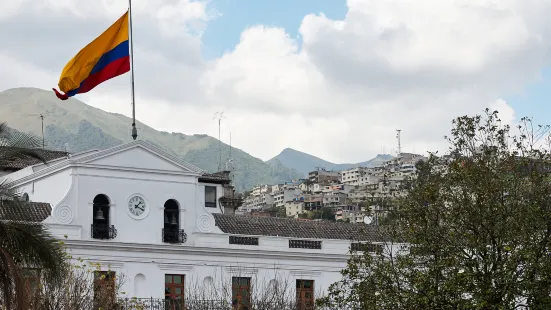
left=76, top=141, right=203, bottom=174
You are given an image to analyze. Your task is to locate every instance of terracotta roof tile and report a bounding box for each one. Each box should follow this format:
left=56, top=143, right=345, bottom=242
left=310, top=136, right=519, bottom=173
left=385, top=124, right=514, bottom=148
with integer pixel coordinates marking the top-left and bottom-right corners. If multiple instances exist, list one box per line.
left=213, top=213, right=384, bottom=242
left=0, top=200, right=52, bottom=222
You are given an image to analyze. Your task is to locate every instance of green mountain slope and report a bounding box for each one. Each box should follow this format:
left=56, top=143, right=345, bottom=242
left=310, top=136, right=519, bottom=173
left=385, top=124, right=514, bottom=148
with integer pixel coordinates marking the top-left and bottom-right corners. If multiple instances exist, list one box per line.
left=0, top=87, right=301, bottom=191
left=267, top=147, right=393, bottom=176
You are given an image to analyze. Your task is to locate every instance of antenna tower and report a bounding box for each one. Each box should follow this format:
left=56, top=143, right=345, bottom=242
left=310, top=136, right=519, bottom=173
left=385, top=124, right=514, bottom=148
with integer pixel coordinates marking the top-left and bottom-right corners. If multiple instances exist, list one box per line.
left=396, top=129, right=401, bottom=155
left=25, top=112, right=53, bottom=149
left=213, top=112, right=226, bottom=171
left=225, top=132, right=235, bottom=174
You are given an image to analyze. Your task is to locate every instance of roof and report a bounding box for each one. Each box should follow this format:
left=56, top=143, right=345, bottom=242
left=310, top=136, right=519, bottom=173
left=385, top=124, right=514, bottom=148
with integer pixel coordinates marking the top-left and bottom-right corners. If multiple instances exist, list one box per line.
left=199, top=171, right=231, bottom=184
left=0, top=147, right=68, bottom=170
left=0, top=200, right=52, bottom=222
left=213, top=213, right=384, bottom=242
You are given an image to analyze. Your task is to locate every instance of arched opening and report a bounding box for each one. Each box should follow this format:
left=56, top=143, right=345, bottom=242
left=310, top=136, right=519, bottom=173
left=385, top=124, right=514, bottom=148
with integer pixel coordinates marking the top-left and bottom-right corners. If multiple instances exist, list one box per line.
left=92, top=194, right=112, bottom=239
left=21, top=193, right=29, bottom=202
left=134, top=273, right=147, bottom=298
left=163, top=199, right=183, bottom=243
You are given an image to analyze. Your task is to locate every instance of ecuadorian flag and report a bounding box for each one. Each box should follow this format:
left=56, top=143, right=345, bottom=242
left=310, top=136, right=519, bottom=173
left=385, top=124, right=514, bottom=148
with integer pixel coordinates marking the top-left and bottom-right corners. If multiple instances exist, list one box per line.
left=53, top=11, right=130, bottom=100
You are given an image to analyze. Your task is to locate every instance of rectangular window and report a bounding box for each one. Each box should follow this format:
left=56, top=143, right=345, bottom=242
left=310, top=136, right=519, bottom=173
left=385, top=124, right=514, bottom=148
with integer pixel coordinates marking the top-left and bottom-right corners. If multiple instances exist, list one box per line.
left=229, top=236, right=259, bottom=246
left=232, top=277, right=251, bottom=310
left=351, top=242, right=384, bottom=254
left=289, top=239, right=322, bottom=249
left=21, top=268, right=41, bottom=295
left=205, top=186, right=217, bottom=208
left=296, top=279, right=315, bottom=309
left=165, top=274, right=185, bottom=307
left=93, top=271, right=116, bottom=305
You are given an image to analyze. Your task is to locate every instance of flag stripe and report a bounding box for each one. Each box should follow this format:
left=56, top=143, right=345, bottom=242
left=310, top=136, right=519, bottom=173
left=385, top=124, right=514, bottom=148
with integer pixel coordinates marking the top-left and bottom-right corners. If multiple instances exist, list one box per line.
left=67, top=56, right=130, bottom=97
left=90, top=40, right=129, bottom=75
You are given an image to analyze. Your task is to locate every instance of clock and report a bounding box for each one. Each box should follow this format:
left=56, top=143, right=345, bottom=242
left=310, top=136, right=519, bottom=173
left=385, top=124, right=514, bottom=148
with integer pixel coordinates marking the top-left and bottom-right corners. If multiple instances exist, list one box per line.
left=127, top=195, right=149, bottom=219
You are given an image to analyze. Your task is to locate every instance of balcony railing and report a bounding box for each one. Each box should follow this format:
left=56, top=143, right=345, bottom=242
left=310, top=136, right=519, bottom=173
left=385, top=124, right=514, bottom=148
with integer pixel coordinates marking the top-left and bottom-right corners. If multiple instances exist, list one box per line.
left=219, top=196, right=244, bottom=209
left=162, top=228, right=187, bottom=244
left=91, top=224, right=117, bottom=240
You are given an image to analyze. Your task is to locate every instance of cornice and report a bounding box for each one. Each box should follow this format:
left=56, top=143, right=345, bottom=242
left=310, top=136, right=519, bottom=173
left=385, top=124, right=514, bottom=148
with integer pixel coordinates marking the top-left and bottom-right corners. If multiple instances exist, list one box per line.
left=289, top=270, right=323, bottom=277
left=62, top=240, right=351, bottom=262
left=158, top=263, right=194, bottom=272
left=226, top=266, right=258, bottom=275
left=9, top=141, right=206, bottom=186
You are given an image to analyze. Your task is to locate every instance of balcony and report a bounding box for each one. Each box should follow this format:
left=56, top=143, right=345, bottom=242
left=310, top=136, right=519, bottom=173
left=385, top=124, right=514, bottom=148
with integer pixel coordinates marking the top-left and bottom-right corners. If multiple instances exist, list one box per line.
left=162, top=228, right=187, bottom=244
left=91, top=224, right=117, bottom=240
left=219, top=196, right=244, bottom=209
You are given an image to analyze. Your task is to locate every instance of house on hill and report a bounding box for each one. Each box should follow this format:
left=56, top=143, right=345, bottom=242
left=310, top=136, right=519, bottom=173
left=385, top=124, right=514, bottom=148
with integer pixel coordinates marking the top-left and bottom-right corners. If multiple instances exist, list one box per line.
left=0, top=140, right=389, bottom=308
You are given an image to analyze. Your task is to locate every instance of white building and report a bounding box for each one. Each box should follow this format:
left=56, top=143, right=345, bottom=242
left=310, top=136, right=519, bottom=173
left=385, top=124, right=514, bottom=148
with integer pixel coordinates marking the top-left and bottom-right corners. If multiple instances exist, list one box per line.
left=0, top=141, right=387, bottom=308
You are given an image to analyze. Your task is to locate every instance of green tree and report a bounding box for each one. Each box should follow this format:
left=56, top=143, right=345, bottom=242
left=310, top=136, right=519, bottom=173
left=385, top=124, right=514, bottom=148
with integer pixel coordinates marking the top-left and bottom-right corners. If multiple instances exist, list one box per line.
left=312, top=207, right=335, bottom=221
left=0, top=123, right=66, bottom=310
left=319, top=110, right=551, bottom=309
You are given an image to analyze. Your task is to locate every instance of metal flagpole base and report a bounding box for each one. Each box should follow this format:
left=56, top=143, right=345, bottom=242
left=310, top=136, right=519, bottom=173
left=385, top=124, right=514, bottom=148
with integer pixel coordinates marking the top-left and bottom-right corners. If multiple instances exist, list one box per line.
left=131, top=124, right=138, bottom=140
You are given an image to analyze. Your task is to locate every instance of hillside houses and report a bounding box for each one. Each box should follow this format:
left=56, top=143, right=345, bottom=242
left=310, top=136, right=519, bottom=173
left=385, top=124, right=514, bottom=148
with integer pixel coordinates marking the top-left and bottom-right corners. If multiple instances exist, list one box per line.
left=240, top=152, right=428, bottom=222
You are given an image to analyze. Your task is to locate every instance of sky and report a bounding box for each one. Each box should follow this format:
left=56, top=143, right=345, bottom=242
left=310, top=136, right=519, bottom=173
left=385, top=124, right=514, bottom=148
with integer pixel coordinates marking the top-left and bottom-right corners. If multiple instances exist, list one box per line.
left=1, top=0, right=551, bottom=163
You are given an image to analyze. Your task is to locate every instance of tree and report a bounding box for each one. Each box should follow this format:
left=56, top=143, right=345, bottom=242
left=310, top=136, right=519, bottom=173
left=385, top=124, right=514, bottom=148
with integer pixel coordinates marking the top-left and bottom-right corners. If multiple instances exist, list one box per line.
left=319, top=110, right=551, bottom=309
left=312, top=207, right=335, bottom=221
left=0, top=123, right=66, bottom=310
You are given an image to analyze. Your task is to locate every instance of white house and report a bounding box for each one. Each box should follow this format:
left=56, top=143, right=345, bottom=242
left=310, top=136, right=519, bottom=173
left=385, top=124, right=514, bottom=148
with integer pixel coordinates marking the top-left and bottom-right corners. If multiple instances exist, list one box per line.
left=0, top=141, right=385, bottom=308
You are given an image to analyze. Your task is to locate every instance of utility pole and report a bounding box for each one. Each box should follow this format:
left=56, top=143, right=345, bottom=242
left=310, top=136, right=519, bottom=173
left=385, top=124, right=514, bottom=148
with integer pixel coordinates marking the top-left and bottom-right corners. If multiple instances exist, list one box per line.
left=213, top=112, right=225, bottom=171
left=40, top=114, right=44, bottom=149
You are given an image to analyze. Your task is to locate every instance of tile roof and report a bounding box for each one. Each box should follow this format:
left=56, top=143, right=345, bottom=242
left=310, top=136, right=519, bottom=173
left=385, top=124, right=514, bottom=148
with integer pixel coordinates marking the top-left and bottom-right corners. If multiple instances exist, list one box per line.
left=0, top=200, right=52, bottom=222
left=0, top=147, right=68, bottom=170
left=213, top=213, right=385, bottom=242
left=199, top=171, right=231, bottom=184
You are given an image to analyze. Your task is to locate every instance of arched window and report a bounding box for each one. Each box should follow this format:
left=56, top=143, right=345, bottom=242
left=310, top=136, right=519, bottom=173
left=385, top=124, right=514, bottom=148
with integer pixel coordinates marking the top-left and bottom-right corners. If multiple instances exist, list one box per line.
left=163, top=199, right=185, bottom=244
left=21, top=193, right=29, bottom=202
left=92, top=194, right=114, bottom=239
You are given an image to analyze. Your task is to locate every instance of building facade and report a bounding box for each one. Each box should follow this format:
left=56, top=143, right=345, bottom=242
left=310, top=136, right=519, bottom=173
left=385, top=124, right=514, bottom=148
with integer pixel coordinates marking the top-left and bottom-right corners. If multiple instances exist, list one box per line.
left=0, top=141, right=386, bottom=307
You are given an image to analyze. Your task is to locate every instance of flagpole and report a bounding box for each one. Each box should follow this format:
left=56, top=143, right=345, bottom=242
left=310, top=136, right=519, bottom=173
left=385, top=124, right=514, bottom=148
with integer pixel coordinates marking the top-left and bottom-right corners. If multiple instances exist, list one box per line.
left=129, top=0, right=138, bottom=140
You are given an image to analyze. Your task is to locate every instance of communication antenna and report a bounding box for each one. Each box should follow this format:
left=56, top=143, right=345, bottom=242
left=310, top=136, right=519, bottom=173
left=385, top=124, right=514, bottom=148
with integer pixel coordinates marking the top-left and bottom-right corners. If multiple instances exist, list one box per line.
left=225, top=132, right=234, bottom=173
left=396, top=129, right=402, bottom=155
left=363, top=215, right=373, bottom=225
left=25, top=111, right=54, bottom=149
left=213, top=112, right=226, bottom=171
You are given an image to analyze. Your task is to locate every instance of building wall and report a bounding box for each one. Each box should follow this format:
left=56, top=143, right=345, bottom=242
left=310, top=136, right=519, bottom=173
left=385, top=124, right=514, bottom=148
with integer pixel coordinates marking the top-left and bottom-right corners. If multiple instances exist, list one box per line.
left=6, top=143, right=392, bottom=302
left=65, top=235, right=349, bottom=300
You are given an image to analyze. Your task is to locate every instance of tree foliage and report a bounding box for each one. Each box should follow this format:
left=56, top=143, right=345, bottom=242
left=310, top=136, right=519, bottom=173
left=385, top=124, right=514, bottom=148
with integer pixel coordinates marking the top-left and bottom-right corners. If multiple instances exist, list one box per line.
left=0, top=122, right=67, bottom=310
left=319, top=110, right=551, bottom=309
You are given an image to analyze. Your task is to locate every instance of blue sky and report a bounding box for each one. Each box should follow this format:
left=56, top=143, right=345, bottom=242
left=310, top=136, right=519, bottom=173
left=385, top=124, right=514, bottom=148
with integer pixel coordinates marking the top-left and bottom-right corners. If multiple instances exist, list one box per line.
left=201, top=0, right=347, bottom=59
left=506, top=67, right=551, bottom=124
left=202, top=0, right=551, bottom=126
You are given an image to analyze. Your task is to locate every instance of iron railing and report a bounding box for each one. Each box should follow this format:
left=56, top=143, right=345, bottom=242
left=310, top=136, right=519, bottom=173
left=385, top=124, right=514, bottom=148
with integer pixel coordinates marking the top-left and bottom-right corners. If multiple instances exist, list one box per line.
left=91, top=224, right=117, bottom=240
left=115, top=298, right=318, bottom=310
left=162, top=228, right=187, bottom=244
left=117, top=299, right=230, bottom=309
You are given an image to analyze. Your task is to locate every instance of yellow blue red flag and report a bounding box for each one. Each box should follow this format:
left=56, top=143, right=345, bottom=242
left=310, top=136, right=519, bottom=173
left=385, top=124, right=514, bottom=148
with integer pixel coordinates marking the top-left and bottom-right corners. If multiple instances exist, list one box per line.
left=53, top=11, right=130, bottom=100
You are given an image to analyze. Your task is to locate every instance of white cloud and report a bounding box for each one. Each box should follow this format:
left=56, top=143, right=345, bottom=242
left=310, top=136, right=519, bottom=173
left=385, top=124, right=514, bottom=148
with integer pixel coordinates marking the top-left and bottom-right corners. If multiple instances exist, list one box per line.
left=1, top=0, right=550, bottom=163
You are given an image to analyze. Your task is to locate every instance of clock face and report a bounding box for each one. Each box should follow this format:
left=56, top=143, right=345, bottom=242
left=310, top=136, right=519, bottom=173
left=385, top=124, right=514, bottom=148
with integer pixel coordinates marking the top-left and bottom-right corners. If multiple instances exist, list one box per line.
left=128, top=196, right=147, bottom=218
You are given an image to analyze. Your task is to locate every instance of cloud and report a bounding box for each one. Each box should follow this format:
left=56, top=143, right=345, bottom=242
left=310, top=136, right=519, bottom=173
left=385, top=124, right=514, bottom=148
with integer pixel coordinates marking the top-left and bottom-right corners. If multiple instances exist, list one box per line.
left=0, top=0, right=550, bottom=163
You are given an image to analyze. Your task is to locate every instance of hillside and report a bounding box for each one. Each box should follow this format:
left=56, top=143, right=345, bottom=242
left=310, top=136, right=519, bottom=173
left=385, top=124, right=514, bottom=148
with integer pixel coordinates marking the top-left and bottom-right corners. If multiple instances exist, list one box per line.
left=267, top=148, right=393, bottom=175
left=0, top=87, right=302, bottom=191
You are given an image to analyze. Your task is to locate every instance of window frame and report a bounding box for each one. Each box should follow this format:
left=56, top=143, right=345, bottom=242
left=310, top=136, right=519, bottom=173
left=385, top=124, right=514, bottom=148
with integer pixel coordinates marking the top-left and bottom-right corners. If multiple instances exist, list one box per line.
left=205, top=186, right=217, bottom=208
left=165, top=274, right=185, bottom=306
left=296, top=279, right=315, bottom=309
left=93, top=270, right=116, bottom=303
left=232, top=276, right=251, bottom=309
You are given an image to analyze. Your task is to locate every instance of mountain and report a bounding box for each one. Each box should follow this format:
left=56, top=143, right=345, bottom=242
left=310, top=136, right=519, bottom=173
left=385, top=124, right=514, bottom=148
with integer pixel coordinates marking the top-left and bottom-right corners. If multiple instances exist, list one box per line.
left=0, top=87, right=302, bottom=191
left=267, top=148, right=393, bottom=176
